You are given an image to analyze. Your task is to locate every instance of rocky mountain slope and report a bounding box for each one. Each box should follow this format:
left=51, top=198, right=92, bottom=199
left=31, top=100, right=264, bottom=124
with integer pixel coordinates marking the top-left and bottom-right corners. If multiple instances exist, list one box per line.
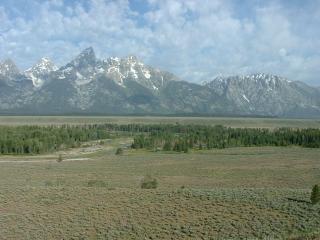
left=0, top=47, right=319, bottom=117
left=205, top=74, right=320, bottom=117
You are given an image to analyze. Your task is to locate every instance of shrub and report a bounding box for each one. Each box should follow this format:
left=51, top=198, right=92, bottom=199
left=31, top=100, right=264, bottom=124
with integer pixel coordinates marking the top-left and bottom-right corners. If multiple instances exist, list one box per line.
left=44, top=180, right=54, bottom=187
left=311, top=184, right=320, bottom=204
left=57, top=154, right=63, bottom=163
left=44, top=178, right=66, bottom=187
left=140, top=175, right=158, bottom=189
left=87, top=179, right=107, bottom=187
left=115, top=148, right=124, bottom=155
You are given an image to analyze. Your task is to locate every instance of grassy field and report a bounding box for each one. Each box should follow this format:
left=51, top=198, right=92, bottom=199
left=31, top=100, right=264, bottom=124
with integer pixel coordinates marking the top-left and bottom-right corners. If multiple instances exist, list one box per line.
left=0, top=134, right=320, bottom=239
left=0, top=115, right=319, bottom=128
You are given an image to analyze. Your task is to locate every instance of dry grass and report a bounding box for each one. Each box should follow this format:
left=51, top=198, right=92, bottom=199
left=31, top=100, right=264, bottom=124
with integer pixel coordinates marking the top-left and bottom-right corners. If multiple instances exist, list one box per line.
left=0, top=116, right=319, bottom=128
left=0, top=187, right=319, bottom=239
left=0, top=135, right=319, bottom=239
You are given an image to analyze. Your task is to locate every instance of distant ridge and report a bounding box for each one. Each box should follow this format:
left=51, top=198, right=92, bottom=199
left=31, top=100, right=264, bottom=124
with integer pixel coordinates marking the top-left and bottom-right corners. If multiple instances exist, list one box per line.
left=0, top=48, right=320, bottom=118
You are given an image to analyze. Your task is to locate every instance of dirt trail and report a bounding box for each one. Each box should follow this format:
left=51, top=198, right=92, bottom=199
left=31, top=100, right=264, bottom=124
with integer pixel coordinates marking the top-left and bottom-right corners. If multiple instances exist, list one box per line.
left=0, top=137, right=132, bottom=164
left=0, top=158, right=91, bottom=163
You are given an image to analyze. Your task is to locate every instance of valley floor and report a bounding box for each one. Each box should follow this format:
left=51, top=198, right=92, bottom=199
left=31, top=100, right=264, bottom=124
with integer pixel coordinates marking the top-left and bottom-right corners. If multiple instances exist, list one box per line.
left=0, top=138, right=319, bottom=239
left=0, top=115, right=320, bottom=128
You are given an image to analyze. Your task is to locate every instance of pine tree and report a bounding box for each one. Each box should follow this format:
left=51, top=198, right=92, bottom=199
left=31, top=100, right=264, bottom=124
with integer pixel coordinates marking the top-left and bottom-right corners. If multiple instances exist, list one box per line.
left=311, top=184, right=320, bottom=204
left=163, top=141, right=172, bottom=151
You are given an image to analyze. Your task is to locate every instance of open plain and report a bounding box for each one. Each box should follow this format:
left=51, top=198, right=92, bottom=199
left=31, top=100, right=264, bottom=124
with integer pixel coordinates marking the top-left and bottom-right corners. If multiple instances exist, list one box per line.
left=0, top=117, right=319, bottom=239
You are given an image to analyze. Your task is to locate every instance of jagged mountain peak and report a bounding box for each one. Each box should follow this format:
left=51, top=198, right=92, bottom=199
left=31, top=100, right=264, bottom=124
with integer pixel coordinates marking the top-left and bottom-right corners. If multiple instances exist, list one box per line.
left=125, top=55, right=139, bottom=62
left=77, top=47, right=96, bottom=59
left=2, top=58, right=16, bottom=66
left=56, top=47, right=97, bottom=83
left=107, top=56, right=121, bottom=63
left=79, top=47, right=95, bottom=57
left=26, top=57, right=57, bottom=71
left=104, top=55, right=142, bottom=67
left=70, top=47, right=96, bottom=68
left=1, top=49, right=319, bottom=118
left=210, top=73, right=290, bottom=83
left=102, top=54, right=174, bottom=90
left=202, top=72, right=320, bottom=117
left=245, top=73, right=290, bottom=83
left=24, top=57, right=58, bottom=88
left=207, top=73, right=293, bottom=92
left=54, top=48, right=167, bottom=90
left=39, top=57, right=54, bottom=64
left=0, top=58, right=20, bottom=76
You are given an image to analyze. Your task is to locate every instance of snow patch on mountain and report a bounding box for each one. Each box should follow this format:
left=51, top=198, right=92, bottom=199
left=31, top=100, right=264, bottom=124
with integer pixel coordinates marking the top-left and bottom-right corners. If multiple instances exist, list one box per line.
left=242, top=94, right=250, bottom=103
left=129, top=64, right=138, bottom=79
left=143, top=69, right=151, bottom=79
left=24, top=57, right=57, bottom=87
left=106, top=65, right=125, bottom=86
left=74, top=72, right=94, bottom=85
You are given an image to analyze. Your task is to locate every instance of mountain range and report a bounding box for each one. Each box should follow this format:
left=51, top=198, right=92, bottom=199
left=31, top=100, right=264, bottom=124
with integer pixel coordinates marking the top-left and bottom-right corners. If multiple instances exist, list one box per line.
left=0, top=47, right=320, bottom=118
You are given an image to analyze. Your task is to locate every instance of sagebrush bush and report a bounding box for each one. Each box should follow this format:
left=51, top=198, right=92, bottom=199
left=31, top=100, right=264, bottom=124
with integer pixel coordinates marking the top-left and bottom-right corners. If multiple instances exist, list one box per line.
left=311, top=184, right=320, bottom=204
left=44, top=180, right=54, bottom=187
left=140, top=175, right=158, bottom=189
left=115, top=148, right=124, bottom=155
left=57, top=154, right=63, bottom=163
left=87, top=179, right=107, bottom=187
left=44, top=178, right=66, bottom=187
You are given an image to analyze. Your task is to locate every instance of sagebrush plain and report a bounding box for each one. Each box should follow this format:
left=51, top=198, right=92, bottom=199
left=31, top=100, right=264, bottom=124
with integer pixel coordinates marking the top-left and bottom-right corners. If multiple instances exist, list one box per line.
left=0, top=117, right=319, bottom=240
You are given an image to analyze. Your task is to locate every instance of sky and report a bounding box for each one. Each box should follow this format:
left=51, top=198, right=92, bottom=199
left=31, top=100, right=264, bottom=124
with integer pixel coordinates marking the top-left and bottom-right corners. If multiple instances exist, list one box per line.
left=0, top=0, right=319, bottom=86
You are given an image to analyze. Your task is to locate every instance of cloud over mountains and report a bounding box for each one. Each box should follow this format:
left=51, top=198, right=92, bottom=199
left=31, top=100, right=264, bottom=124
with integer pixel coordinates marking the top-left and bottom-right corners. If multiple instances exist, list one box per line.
left=0, top=0, right=319, bottom=85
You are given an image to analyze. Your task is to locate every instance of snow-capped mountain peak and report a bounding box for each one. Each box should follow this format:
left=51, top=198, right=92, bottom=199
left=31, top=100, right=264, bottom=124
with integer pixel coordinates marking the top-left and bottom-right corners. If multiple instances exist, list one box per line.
left=126, top=55, right=139, bottom=63
left=203, top=73, right=318, bottom=116
left=51, top=49, right=178, bottom=91
left=24, top=57, right=57, bottom=87
left=101, top=55, right=158, bottom=88
left=26, top=57, right=58, bottom=73
left=0, top=59, right=20, bottom=77
left=56, top=47, right=97, bottom=85
left=0, top=48, right=319, bottom=117
left=71, top=47, right=96, bottom=68
left=207, top=73, right=292, bottom=89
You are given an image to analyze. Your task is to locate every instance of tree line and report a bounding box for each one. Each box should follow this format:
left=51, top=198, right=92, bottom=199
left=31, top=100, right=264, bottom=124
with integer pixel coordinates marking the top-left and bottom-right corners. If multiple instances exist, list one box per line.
left=0, top=123, right=319, bottom=154
left=0, top=125, right=110, bottom=154
left=130, top=124, right=320, bottom=152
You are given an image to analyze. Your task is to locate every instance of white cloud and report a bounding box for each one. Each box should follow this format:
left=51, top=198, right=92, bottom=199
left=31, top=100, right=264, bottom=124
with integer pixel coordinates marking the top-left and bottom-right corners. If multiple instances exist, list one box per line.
left=279, top=48, right=287, bottom=57
left=0, top=0, right=319, bottom=86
